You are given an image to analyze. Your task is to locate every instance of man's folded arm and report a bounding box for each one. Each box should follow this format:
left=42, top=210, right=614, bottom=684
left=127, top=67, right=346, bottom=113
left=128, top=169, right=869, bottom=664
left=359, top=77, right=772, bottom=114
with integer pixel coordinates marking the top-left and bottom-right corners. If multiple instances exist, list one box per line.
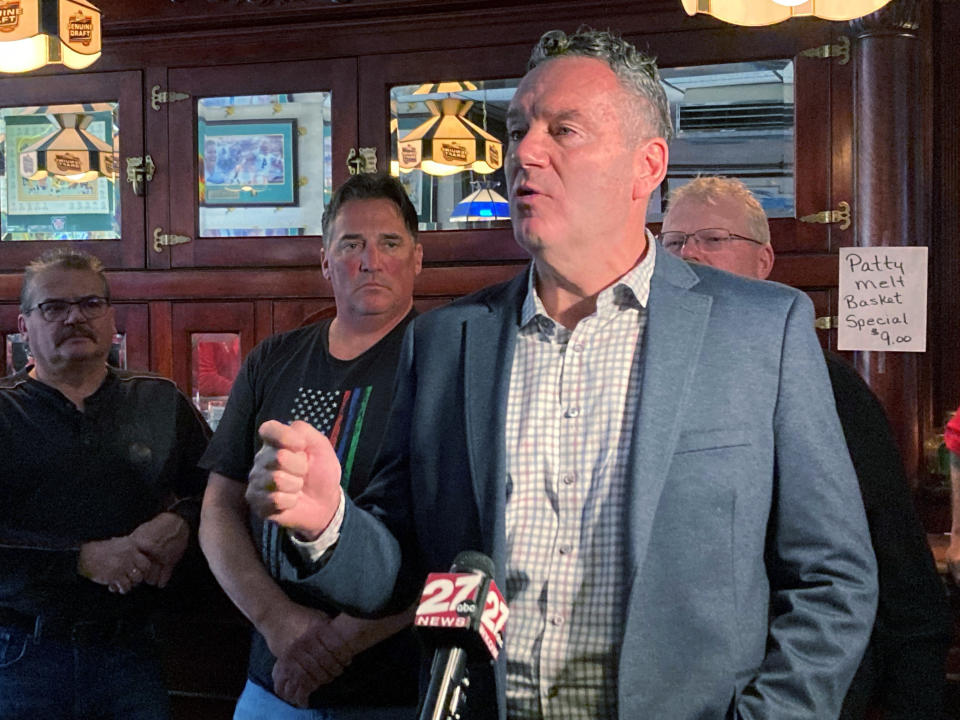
left=200, top=471, right=336, bottom=656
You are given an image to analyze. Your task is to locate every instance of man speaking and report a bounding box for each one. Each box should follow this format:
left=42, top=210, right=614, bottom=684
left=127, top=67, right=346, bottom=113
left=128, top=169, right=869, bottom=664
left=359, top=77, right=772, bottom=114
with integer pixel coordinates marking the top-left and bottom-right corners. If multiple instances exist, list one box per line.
left=245, top=28, right=878, bottom=719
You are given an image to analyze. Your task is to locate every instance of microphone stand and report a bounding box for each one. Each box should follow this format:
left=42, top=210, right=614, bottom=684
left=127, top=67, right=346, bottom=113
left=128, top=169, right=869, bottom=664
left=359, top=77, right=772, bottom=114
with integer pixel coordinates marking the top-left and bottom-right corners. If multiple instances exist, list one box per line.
left=419, top=646, right=469, bottom=720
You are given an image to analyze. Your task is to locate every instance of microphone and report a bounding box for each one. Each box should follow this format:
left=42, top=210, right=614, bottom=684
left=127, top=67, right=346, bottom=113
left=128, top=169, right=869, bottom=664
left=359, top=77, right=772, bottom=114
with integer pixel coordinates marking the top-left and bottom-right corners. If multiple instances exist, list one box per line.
left=415, top=550, right=508, bottom=720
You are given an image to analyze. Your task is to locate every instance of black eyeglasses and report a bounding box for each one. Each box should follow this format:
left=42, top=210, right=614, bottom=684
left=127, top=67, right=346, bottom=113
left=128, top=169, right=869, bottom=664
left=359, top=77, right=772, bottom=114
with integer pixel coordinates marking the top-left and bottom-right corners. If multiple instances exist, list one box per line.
left=24, top=296, right=111, bottom=322
left=657, top=228, right=764, bottom=256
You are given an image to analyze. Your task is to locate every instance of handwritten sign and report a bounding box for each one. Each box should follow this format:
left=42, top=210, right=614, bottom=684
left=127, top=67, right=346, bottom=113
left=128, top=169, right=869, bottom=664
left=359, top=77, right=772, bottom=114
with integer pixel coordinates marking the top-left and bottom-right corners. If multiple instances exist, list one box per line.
left=838, top=247, right=927, bottom=352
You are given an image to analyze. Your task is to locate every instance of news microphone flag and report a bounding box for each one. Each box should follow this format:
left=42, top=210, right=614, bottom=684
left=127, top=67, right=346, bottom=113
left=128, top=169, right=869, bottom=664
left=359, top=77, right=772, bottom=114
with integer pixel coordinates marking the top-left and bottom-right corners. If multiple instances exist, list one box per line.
left=414, top=559, right=508, bottom=660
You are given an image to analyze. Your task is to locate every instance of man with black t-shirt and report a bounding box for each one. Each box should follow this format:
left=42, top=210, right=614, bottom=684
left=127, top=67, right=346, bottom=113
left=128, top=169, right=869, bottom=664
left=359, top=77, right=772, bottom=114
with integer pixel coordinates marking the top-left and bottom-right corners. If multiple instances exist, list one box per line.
left=199, top=172, right=424, bottom=719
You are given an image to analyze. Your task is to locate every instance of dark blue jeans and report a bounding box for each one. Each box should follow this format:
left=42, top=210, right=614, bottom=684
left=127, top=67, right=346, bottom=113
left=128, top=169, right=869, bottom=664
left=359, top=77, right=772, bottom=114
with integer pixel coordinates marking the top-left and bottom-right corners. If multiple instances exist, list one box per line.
left=0, top=622, right=170, bottom=720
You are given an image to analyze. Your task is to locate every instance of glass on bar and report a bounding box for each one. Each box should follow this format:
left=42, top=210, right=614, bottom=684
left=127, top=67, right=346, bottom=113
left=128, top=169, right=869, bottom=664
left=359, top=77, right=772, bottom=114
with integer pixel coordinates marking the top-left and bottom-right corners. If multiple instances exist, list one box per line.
left=190, top=331, right=241, bottom=430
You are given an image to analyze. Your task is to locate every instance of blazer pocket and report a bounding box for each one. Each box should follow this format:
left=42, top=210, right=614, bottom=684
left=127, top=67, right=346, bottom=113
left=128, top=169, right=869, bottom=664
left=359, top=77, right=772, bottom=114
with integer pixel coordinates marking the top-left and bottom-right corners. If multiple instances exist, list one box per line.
left=674, top=428, right=752, bottom=454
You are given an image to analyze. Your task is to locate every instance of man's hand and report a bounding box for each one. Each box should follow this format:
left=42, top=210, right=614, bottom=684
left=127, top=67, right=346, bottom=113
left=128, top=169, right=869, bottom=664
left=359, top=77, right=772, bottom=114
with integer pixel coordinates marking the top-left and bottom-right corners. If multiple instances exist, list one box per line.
left=271, top=613, right=356, bottom=708
left=130, top=512, right=189, bottom=588
left=246, top=420, right=342, bottom=539
left=77, top=535, right=154, bottom=594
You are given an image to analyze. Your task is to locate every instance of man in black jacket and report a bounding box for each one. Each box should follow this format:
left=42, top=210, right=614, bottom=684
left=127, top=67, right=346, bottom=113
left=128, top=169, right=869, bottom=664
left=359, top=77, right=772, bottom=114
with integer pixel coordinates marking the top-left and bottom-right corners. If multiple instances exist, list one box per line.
left=0, top=249, right=210, bottom=720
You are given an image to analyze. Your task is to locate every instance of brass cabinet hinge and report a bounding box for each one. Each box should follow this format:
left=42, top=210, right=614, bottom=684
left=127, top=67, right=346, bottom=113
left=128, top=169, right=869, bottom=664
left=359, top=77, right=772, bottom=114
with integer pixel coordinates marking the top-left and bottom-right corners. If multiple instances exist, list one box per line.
left=799, top=201, right=851, bottom=231
left=346, top=147, right=377, bottom=175
left=814, top=316, right=839, bottom=330
left=151, top=84, right=190, bottom=111
left=125, top=155, right=155, bottom=196
left=800, top=35, right=851, bottom=65
left=153, top=227, right=192, bottom=253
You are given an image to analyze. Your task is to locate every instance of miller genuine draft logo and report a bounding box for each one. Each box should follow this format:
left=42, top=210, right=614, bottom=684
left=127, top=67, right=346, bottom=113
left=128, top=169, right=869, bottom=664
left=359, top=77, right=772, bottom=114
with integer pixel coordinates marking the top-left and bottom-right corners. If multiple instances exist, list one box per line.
left=488, top=144, right=500, bottom=168
left=400, top=144, right=418, bottom=165
left=0, top=1, right=22, bottom=33
left=440, top=141, right=468, bottom=163
left=69, top=10, right=93, bottom=46
left=54, top=153, right=83, bottom=174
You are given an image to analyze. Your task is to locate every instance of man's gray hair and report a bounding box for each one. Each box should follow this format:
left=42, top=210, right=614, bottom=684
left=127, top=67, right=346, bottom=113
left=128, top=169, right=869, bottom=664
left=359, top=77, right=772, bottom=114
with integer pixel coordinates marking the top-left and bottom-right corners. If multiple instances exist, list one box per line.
left=20, top=249, right=109, bottom=311
left=528, top=27, right=673, bottom=143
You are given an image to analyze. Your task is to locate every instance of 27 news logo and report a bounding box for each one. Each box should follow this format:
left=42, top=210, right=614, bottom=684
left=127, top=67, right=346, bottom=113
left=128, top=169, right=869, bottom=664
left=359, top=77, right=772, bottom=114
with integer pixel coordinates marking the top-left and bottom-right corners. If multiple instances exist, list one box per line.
left=414, top=571, right=509, bottom=659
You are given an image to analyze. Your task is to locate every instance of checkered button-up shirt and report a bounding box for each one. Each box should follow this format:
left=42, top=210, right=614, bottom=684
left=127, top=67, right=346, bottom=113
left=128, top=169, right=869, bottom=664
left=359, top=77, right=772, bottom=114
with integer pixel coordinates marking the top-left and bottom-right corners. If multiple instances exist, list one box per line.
left=504, top=241, right=654, bottom=720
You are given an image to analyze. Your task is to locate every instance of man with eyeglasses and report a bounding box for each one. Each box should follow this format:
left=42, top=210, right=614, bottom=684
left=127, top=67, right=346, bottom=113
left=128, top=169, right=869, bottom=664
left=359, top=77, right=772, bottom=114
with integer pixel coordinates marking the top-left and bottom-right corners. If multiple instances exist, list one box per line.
left=661, top=175, right=951, bottom=720
left=0, top=249, right=210, bottom=720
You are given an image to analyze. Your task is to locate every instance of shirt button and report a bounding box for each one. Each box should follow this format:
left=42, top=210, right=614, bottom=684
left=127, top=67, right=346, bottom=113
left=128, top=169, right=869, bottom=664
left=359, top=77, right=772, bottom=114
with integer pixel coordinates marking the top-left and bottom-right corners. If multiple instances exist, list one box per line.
left=561, top=473, right=575, bottom=486
left=558, top=544, right=572, bottom=555
left=546, top=686, right=559, bottom=699
left=550, top=615, right=564, bottom=627
left=572, top=343, right=584, bottom=353
left=565, top=406, right=580, bottom=418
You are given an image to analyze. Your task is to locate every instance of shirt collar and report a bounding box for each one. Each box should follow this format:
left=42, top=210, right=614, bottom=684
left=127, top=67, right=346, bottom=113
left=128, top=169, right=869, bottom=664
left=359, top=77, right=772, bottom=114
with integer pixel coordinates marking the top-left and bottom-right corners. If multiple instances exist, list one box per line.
left=520, top=228, right=656, bottom=330
left=21, top=363, right=116, bottom=412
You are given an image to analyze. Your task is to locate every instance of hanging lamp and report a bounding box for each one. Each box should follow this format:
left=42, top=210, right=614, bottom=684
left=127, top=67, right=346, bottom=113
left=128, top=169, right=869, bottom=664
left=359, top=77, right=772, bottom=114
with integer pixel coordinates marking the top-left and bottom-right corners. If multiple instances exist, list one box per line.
left=449, top=184, right=510, bottom=222
left=680, top=0, right=894, bottom=25
left=19, top=111, right=115, bottom=184
left=412, top=81, right=478, bottom=95
left=397, top=98, right=503, bottom=177
left=0, top=0, right=101, bottom=74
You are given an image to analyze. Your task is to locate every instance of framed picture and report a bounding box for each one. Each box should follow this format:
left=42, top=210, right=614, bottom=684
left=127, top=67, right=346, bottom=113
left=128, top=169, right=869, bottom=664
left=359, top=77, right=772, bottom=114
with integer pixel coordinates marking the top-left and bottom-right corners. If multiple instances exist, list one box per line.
left=200, top=118, right=299, bottom=207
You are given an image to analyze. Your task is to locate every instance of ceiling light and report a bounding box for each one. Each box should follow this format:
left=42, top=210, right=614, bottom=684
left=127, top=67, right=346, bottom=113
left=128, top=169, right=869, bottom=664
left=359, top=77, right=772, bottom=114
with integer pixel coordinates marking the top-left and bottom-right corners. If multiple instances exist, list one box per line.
left=680, top=0, right=893, bottom=25
left=0, top=0, right=101, bottom=73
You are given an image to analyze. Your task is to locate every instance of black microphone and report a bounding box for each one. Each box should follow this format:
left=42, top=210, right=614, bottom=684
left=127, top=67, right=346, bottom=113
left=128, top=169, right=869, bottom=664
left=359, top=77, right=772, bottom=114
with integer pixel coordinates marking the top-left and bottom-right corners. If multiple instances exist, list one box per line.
left=415, top=551, right=508, bottom=720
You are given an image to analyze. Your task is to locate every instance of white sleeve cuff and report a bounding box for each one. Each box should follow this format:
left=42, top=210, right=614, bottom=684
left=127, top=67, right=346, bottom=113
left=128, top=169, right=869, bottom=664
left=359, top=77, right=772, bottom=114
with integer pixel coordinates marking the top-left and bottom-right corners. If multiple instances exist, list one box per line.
left=285, top=487, right=346, bottom=565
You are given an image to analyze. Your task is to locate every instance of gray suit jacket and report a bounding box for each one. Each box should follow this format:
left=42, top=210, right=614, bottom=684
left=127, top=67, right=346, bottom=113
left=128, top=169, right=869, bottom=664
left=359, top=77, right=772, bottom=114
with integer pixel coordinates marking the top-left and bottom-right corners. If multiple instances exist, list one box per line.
left=301, top=246, right=878, bottom=719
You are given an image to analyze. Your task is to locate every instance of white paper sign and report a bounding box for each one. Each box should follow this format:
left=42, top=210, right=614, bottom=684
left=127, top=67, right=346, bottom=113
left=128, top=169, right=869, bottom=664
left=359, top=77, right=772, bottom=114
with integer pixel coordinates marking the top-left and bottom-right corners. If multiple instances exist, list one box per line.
left=838, top=247, right=927, bottom=352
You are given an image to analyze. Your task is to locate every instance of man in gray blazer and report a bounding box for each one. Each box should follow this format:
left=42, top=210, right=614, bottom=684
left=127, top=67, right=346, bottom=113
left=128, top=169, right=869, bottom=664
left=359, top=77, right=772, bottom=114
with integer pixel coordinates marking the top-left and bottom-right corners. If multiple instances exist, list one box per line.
left=245, top=28, right=878, bottom=719
left=660, top=175, right=949, bottom=720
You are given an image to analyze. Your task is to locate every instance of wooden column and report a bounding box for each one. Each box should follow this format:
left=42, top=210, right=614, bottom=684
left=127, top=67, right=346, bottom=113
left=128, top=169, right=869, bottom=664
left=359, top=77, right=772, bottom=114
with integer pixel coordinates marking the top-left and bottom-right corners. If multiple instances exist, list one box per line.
left=849, top=0, right=923, bottom=480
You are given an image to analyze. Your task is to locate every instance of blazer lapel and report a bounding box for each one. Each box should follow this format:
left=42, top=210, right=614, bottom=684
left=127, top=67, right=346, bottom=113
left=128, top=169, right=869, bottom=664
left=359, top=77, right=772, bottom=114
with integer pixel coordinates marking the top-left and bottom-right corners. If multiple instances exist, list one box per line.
left=626, top=252, right=713, bottom=573
left=462, top=272, right=525, bottom=560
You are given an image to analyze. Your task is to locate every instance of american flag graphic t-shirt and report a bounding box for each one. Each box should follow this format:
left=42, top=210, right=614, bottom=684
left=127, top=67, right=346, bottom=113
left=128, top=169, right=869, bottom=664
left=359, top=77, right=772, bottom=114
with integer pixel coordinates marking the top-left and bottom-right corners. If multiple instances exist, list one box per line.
left=290, top=384, right=373, bottom=492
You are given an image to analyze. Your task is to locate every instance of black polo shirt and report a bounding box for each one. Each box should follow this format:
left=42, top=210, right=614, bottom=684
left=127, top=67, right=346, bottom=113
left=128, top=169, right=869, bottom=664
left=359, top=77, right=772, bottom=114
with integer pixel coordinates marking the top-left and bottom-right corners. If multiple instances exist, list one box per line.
left=0, top=366, right=210, bottom=624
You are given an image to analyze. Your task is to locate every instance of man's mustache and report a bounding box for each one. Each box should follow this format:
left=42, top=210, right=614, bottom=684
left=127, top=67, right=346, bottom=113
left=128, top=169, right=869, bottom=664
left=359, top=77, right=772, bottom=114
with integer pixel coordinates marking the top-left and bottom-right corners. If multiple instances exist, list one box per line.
left=56, top=327, right=96, bottom=344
